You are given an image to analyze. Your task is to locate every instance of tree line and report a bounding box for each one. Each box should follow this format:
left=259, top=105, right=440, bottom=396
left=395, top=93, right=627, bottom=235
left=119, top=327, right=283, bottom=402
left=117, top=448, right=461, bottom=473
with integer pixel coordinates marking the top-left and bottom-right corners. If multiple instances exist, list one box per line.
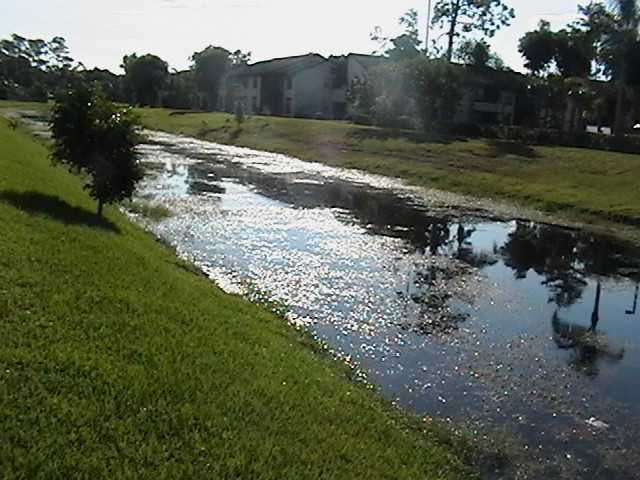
left=351, top=0, right=640, bottom=136
left=0, top=34, right=250, bottom=111
left=2, top=0, right=640, bottom=136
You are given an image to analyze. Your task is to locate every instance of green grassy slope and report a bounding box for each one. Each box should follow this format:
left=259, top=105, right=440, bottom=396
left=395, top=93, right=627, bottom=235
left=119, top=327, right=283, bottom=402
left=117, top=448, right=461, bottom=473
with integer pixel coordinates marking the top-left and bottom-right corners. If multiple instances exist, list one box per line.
left=0, top=120, right=473, bottom=478
left=137, top=108, right=640, bottom=228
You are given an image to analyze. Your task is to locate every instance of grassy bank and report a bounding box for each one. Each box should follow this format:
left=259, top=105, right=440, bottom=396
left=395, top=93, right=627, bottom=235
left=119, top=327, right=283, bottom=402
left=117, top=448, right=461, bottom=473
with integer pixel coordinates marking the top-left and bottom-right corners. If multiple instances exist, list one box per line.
left=136, top=108, right=640, bottom=230
left=0, top=120, right=474, bottom=477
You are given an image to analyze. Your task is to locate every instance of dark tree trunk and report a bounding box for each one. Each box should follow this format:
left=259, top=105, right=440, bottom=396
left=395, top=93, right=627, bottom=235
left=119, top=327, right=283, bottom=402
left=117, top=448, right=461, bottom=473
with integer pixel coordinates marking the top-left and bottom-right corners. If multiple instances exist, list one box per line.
left=590, top=280, right=602, bottom=332
left=446, top=0, right=462, bottom=62
left=563, top=97, right=576, bottom=133
left=97, top=199, right=104, bottom=217
left=614, top=69, right=627, bottom=136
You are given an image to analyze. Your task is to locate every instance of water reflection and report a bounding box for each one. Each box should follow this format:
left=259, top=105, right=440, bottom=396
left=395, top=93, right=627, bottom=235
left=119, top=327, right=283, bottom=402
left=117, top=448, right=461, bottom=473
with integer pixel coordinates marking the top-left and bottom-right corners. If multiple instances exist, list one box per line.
left=552, top=282, right=625, bottom=378
left=627, top=283, right=639, bottom=315
left=500, top=222, right=639, bottom=308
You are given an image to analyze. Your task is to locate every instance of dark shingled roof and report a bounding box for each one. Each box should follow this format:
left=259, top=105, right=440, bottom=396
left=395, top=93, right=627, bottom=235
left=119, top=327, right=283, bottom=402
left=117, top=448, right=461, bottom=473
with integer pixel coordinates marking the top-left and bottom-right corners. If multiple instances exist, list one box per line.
left=233, top=53, right=327, bottom=76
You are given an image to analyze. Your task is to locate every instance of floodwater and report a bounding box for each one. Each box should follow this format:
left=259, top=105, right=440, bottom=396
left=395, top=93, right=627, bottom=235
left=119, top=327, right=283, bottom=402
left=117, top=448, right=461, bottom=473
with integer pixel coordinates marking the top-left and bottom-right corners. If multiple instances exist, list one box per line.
left=135, top=131, right=640, bottom=479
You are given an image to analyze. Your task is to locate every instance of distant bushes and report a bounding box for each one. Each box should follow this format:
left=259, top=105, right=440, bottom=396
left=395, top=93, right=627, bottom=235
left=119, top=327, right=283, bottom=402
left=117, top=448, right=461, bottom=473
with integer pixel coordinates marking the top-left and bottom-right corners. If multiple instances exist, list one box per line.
left=447, top=123, right=640, bottom=154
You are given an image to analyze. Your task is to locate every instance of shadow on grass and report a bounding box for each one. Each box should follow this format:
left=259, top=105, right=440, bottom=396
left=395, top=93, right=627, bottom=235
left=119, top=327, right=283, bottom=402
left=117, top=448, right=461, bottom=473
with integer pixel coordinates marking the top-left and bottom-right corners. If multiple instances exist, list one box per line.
left=347, top=127, right=456, bottom=145
left=487, top=139, right=539, bottom=158
left=0, top=190, right=120, bottom=232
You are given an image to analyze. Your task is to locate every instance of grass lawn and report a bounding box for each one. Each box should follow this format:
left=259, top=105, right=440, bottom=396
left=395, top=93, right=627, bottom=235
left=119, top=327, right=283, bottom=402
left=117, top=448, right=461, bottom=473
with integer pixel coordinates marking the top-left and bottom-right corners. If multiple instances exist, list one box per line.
left=0, top=100, right=51, bottom=111
left=0, top=119, right=475, bottom=478
left=135, top=108, right=640, bottom=230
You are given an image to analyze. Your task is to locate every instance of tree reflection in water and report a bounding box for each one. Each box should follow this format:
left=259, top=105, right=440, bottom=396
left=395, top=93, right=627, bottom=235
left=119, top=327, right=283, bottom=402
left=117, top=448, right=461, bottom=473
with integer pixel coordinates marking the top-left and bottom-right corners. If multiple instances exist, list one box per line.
left=501, top=222, right=636, bottom=377
left=551, top=282, right=625, bottom=378
left=406, top=223, right=499, bottom=335
left=627, top=283, right=639, bottom=315
left=501, top=222, right=588, bottom=307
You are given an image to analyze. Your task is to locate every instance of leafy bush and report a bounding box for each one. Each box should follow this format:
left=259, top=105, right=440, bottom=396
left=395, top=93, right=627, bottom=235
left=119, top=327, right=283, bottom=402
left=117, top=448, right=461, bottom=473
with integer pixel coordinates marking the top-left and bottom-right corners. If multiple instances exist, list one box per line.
left=448, top=122, right=640, bottom=154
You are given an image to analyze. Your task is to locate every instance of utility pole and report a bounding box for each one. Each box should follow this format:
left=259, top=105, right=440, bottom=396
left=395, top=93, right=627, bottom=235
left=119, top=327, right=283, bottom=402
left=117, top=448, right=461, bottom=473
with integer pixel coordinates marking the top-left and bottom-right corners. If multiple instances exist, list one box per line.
left=425, top=0, right=433, bottom=56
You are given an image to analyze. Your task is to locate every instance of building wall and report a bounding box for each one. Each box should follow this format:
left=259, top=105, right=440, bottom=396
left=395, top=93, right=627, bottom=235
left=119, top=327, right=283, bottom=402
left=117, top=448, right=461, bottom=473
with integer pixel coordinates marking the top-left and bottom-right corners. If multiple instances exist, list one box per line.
left=223, top=74, right=262, bottom=114
left=346, top=56, right=371, bottom=84
left=224, top=57, right=518, bottom=125
left=291, top=62, right=332, bottom=118
left=242, top=75, right=261, bottom=114
left=453, top=83, right=516, bottom=125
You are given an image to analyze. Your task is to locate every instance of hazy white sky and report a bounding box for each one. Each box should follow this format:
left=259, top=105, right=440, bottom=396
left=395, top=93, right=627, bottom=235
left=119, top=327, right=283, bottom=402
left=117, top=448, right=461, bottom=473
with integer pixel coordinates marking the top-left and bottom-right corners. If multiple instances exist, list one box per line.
left=2, top=0, right=582, bottom=73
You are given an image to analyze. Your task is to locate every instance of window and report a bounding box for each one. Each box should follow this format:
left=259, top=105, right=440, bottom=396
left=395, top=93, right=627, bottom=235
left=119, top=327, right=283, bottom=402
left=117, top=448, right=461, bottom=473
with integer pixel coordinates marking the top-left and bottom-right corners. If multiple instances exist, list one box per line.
left=252, top=97, right=258, bottom=111
left=253, top=76, right=258, bottom=89
left=285, top=76, right=293, bottom=90
left=285, top=98, right=292, bottom=115
left=241, top=77, right=248, bottom=89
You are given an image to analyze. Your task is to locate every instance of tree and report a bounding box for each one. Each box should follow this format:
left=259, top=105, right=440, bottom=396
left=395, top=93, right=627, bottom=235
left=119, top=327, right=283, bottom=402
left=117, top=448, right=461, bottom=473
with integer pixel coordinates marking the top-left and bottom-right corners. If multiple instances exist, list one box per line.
left=47, top=36, right=74, bottom=70
left=519, top=21, right=593, bottom=78
left=408, top=57, right=463, bottom=130
left=580, top=0, right=640, bottom=134
left=0, top=34, right=77, bottom=100
left=229, top=49, right=251, bottom=66
left=122, top=53, right=169, bottom=106
left=0, top=34, right=74, bottom=72
left=162, top=70, right=198, bottom=109
left=80, top=68, right=127, bottom=103
left=518, top=21, right=556, bottom=74
left=455, top=39, right=505, bottom=69
left=50, top=85, right=143, bottom=216
left=190, top=46, right=232, bottom=111
left=371, top=9, right=424, bottom=61
left=431, top=0, right=515, bottom=62
left=519, top=21, right=596, bottom=132
left=369, top=62, right=415, bottom=128
left=347, top=76, right=376, bottom=123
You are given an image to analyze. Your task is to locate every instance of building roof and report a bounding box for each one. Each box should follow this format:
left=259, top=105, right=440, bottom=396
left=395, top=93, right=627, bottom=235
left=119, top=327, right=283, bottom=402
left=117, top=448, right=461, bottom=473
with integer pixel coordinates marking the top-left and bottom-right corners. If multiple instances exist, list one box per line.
left=346, top=53, right=385, bottom=67
left=233, top=53, right=327, bottom=76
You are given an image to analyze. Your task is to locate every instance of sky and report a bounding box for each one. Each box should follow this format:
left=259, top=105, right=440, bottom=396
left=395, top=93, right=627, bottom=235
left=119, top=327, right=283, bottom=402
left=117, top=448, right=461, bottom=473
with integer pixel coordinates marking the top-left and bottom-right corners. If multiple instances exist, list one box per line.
left=1, top=0, right=583, bottom=74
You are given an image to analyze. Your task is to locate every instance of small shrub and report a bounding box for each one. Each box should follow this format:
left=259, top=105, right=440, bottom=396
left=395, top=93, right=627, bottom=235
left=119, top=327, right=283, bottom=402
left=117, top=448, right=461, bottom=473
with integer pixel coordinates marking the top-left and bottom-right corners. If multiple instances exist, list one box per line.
left=50, top=84, right=143, bottom=217
left=234, top=102, right=245, bottom=125
left=7, top=118, right=20, bottom=130
left=125, top=200, right=171, bottom=221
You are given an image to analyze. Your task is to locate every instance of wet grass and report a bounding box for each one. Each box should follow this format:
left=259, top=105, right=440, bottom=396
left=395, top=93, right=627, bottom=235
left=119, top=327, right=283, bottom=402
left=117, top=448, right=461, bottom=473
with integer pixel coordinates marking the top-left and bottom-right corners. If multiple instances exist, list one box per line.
left=0, top=119, right=475, bottom=477
left=136, top=108, right=640, bottom=230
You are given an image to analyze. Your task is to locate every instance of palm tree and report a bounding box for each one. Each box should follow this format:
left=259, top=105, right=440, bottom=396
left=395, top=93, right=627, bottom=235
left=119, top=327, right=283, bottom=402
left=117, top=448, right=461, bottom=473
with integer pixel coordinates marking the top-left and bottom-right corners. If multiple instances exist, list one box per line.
left=610, top=0, right=639, bottom=135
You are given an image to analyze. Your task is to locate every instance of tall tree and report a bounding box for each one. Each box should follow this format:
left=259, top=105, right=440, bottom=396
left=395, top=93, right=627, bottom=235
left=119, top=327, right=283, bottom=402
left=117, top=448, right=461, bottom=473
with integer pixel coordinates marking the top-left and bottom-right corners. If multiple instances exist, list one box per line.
left=580, top=0, right=640, bottom=134
left=0, top=34, right=77, bottom=100
left=190, top=46, right=231, bottom=111
left=431, top=0, right=515, bottom=62
left=519, top=21, right=593, bottom=78
left=47, top=36, right=74, bottom=70
left=50, top=84, right=143, bottom=217
left=121, top=53, right=169, bottom=107
left=519, top=20, right=596, bottom=132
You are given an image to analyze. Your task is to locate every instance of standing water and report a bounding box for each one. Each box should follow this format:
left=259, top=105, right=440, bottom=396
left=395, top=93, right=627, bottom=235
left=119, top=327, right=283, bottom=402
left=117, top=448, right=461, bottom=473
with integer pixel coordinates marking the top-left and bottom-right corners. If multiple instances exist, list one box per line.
left=135, top=131, right=640, bottom=479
